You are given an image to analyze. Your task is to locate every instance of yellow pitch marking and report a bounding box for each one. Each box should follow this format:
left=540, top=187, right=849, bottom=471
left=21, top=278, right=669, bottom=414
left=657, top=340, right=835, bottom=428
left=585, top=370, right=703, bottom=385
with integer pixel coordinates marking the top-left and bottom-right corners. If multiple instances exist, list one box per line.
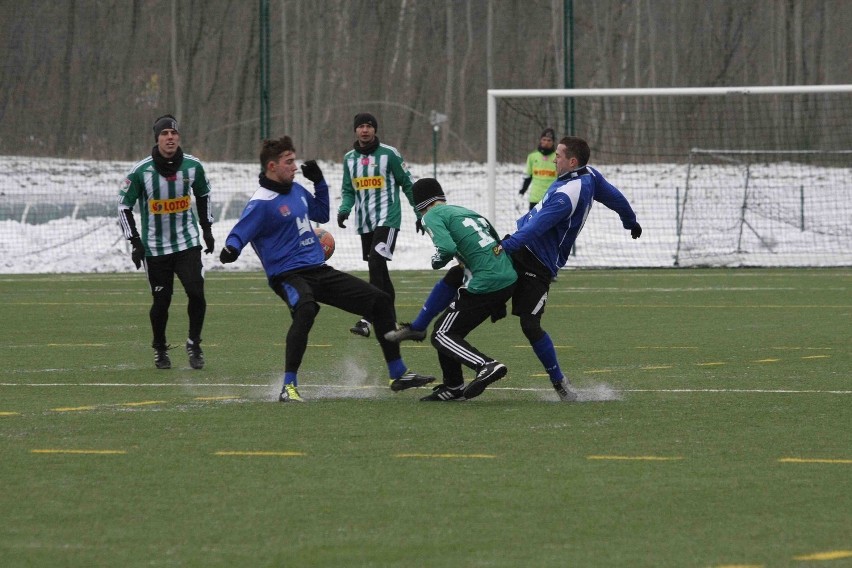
left=31, top=449, right=126, bottom=455
left=0, top=411, right=20, bottom=416
left=793, top=550, right=852, bottom=561
left=214, top=451, right=305, bottom=457
left=779, top=457, right=852, bottom=464
left=515, top=344, right=573, bottom=349
left=753, top=359, right=780, bottom=363
left=696, top=362, right=726, bottom=367
left=713, top=564, right=763, bottom=568
left=195, top=396, right=240, bottom=401
left=641, top=365, right=673, bottom=370
left=51, top=406, right=97, bottom=412
left=587, top=455, right=684, bottom=461
left=396, top=453, right=496, bottom=459
left=120, top=400, right=167, bottom=407
left=47, top=343, right=106, bottom=347
left=635, top=346, right=698, bottom=350
left=801, top=355, right=830, bottom=360
left=584, top=369, right=613, bottom=374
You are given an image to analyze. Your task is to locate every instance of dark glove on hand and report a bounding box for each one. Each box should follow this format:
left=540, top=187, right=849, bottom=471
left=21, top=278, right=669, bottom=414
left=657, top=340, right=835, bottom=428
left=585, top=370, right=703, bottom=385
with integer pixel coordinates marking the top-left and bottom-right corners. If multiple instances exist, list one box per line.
left=337, top=212, right=349, bottom=229
left=219, top=245, right=239, bottom=264
left=631, top=223, right=642, bottom=239
left=300, top=160, right=324, bottom=184
left=202, top=225, right=215, bottom=254
left=415, top=218, right=425, bottom=235
left=130, top=236, right=145, bottom=269
left=519, top=177, right=531, bottom=196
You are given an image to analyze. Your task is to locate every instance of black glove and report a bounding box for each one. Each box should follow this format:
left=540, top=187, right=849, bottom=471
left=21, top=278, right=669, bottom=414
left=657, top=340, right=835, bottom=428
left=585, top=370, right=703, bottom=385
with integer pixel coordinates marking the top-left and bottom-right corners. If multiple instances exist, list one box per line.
left=415, top=218, right=425, bottom=235
left=202, top=225, right=215, bottom=254
left=519, top=177, right=531, bottom=196
left=219, top=245, right=240, bottom=264
left=337, top=212, right=349, bottom=229
left=300, top=160, right=324, bottom=184
left=129, top=236, right=145, bottom=269
left=630, top=223, right=642, bottom=239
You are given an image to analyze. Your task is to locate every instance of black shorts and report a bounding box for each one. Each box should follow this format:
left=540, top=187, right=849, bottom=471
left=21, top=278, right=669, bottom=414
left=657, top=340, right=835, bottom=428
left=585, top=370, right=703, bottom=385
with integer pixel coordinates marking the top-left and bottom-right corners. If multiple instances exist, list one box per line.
left=437, top=284, right=515, bottom=335
left=270, top=265, right=389, bottom=322
left=509, top=247, right=552, bottom=318
left=145, top=246, right=204, bottom=296
left=359, top=226, right=398, bottom=262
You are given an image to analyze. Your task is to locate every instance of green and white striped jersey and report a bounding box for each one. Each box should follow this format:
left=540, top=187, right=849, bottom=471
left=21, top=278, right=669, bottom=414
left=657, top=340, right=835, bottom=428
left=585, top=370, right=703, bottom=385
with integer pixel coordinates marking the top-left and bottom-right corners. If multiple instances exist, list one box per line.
left=339, top=143, right=416, bottom=234
left=422, top=203, right=517, bottom=295
left=118, top=154, right=212, bottom=256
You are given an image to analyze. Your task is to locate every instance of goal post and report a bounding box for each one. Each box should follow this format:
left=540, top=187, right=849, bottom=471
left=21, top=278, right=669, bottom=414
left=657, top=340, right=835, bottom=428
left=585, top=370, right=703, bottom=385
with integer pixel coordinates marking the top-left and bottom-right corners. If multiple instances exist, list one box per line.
left=487, top=85, right=852, bottom=267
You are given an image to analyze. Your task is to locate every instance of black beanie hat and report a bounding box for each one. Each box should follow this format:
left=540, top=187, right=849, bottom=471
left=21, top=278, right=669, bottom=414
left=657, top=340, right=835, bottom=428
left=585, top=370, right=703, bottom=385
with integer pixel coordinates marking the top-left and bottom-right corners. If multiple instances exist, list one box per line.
left=412, top=178, right=446, bottom=212
left=540, top=127, right=556, bottom=141
left=353, top=112, right=378, bottom=131
left=153, top=114, right=179, bottom=140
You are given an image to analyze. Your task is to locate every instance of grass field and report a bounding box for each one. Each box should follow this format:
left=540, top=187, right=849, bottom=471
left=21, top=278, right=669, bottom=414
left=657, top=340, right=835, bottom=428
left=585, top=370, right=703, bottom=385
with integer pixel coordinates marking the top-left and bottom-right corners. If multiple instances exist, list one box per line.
left=1, top=268, right=850, bottom=567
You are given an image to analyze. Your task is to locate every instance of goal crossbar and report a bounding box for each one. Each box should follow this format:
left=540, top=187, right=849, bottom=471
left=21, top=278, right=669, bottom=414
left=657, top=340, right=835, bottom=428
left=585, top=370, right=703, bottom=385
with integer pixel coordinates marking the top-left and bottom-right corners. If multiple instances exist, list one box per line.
left=487, top=85, right=852, bottom=225
left=486, top=85, right=852, bottom=267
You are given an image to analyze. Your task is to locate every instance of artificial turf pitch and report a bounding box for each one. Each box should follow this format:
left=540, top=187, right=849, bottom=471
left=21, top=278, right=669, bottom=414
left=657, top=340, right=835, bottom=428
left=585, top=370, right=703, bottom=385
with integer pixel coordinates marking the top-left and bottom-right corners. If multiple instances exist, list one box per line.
left=1, top=268, right=849, bottom=567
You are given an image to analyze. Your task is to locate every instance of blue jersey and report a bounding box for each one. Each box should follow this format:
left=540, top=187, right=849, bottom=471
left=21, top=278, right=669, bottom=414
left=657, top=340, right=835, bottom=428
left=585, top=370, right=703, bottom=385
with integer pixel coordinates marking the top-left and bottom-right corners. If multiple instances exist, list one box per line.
left=225, top=180, right=330, bottom=283
left=501, top=166, right=638, bottom=277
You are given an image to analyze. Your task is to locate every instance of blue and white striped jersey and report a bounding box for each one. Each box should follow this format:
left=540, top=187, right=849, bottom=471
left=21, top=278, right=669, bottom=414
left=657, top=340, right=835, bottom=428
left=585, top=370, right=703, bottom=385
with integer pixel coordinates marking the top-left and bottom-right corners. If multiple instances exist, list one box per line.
left=501, top=166, right=639, bottom=277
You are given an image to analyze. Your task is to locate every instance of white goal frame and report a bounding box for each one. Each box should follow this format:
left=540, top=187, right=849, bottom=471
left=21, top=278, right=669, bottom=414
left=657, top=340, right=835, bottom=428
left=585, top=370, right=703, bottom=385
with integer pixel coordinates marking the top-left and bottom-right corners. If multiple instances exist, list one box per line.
left=486, top=85, right=852, bottom=231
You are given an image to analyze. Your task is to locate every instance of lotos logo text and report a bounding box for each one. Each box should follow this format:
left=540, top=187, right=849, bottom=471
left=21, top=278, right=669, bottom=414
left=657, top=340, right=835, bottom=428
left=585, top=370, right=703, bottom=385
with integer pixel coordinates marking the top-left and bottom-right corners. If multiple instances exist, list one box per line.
left=353, top=176, right=385, bottom=190
left=149, top=195, right=191, bottom=214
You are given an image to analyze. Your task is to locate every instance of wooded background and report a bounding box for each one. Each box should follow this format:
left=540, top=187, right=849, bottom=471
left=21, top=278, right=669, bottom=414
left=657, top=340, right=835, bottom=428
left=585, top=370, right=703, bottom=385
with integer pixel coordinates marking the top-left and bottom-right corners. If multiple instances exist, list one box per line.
left=1, top=0, right=851, bottom=164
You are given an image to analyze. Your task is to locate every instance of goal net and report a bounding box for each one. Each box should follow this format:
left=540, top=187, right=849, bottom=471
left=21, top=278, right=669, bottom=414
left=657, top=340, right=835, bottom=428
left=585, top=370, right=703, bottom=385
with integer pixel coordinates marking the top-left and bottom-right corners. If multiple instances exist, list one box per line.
left=487, top=86, right=852, bottom=267
left=676, top=149, right=851, bottom=267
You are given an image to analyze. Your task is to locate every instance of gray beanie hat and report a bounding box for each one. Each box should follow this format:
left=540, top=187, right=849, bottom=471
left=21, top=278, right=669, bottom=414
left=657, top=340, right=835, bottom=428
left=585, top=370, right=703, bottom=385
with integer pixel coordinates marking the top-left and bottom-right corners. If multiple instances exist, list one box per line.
left=153, top=114, right=179, bottom=140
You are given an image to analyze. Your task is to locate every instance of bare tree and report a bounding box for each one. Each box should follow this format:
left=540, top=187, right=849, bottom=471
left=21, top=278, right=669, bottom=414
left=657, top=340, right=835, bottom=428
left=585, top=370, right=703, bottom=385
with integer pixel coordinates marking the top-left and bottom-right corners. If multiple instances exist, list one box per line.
left=1, top=0, right=851, bottom=162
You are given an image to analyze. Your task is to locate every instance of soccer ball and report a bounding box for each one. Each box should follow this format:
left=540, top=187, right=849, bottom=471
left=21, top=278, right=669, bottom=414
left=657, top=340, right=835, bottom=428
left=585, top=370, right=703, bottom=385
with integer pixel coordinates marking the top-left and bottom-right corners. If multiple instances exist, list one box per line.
left=314, top=227, right=335, bottom=260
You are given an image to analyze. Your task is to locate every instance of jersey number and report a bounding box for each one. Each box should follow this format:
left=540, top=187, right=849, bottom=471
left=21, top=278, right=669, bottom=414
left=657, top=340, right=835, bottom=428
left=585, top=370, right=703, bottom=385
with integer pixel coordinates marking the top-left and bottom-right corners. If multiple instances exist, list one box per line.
left=462, top=217, right=494, bottom=248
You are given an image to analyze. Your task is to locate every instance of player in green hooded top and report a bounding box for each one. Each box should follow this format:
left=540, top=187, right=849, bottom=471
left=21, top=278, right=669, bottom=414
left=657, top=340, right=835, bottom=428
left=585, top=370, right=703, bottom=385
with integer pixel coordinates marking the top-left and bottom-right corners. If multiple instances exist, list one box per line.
left=404, top=178, right=516, bottom=402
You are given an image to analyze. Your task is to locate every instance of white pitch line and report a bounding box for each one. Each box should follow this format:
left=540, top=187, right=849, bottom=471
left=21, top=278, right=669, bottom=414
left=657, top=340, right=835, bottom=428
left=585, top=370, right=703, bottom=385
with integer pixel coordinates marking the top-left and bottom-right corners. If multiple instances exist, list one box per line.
left=623, top=388, right=852, bottom=394
left=0, top=383, right=849, bottom=394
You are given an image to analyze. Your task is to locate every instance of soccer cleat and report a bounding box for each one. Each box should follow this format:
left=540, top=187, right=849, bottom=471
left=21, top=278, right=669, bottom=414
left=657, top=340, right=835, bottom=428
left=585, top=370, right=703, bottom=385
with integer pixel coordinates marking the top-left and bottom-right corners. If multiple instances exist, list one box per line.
left=153, top=345, right=171, bottom=370
left=186, top=339, right=204, bottom=370
left=462, top=361, right=507, bottom=400
left=278, top=383, right=304, bottom=403
left=350, top=319, right=371, bottom=338
left=420, top=383, right=466, bottom=402
left=383, top=323, right=427, bottom=343
left=389, top=371, right=436, bottom=392
left=553, top=379, right=578, bottom=402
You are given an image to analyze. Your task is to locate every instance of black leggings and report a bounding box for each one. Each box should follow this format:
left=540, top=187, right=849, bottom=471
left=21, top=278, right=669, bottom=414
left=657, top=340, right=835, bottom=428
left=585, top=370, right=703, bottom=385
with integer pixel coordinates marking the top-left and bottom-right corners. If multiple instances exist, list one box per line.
left=146, top=247, right=206, bottom=348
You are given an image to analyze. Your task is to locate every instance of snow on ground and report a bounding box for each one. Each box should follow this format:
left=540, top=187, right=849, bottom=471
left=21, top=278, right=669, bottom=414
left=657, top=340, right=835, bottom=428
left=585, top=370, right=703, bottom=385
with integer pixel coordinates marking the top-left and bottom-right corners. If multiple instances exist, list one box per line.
left=0, top=155, right=849, bottom=274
